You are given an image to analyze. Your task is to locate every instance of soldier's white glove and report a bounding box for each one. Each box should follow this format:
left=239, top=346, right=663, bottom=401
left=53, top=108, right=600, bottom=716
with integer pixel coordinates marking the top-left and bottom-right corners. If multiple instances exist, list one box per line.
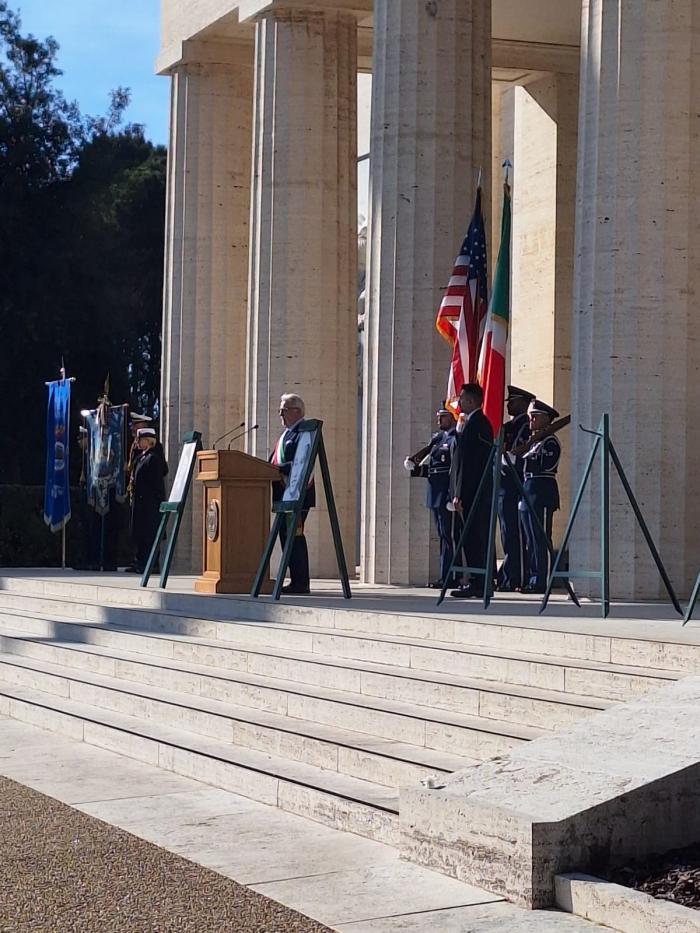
left=403, top=457, right=414, bottom=472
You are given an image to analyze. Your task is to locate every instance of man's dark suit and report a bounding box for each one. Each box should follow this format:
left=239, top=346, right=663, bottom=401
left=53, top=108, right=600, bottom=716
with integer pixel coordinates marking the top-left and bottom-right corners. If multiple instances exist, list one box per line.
left=449, top=409, right=494, bottom=593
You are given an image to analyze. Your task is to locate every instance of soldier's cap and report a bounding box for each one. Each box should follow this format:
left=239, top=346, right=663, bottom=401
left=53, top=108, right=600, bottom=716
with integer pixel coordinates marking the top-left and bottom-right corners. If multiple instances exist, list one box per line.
left=528, top=399, right=559, bottom=420
left=436, top=402, right=455, bottom=417
left=136, top=427, right=156, bottom=438
left=506, top=385, right=536, bottom=402
left=129, top=412, right=153, bottom=423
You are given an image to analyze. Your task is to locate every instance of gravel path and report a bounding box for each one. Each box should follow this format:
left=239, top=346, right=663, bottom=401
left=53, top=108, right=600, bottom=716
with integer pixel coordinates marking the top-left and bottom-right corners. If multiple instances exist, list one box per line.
left=0, top=775, right=332, bottom=932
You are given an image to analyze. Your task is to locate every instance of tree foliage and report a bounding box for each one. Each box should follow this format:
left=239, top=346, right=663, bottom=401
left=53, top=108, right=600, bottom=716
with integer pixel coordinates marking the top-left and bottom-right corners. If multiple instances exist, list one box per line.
left=0, top=1, right=165, bottom=483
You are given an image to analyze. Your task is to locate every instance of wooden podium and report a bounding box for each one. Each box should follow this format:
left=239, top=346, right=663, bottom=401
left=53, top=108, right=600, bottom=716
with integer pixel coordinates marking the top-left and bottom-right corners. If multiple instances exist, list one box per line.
left=194, top=449, right=279, bottom=594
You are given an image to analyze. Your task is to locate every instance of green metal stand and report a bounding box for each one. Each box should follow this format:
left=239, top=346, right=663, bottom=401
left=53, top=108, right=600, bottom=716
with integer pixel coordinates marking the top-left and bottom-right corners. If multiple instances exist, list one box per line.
left=540, top=414, right=682, bottom=619
left=251, top=420, right=351, bottom=601
left=683, top=570, right=700, bottom=625
left=141, top=431, right=202, bottom=589
left=437, top=430, right=578, bottom=610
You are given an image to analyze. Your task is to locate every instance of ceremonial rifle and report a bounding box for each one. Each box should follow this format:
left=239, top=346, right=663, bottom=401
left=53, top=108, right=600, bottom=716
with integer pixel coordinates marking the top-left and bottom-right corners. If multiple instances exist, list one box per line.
left=510, top=414, right=571, bottom=458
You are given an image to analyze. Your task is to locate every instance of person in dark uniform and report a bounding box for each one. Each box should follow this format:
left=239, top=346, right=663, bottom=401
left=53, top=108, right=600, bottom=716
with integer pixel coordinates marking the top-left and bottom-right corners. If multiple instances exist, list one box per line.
left=271, top=393, right=315, bottom=595
left=126, top=411, right=152, bottom=504
left=449, top=383, right=494, bottom=599
left=497, top=385, right=535, bottom=591
left=520, top=399, right=561, bottom=593
left=128, top=427, right=168, bottom=573
left=405, top=405, right=460, bottom=588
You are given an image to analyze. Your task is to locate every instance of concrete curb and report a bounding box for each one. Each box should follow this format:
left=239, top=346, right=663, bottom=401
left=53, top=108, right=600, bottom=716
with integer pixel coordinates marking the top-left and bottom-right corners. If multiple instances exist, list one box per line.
left=555, top=872, right=700, bottom=933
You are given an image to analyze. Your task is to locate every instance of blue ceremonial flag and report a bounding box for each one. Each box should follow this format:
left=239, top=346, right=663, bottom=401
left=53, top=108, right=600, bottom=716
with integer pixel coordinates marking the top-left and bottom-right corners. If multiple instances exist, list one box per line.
left=85, top=405, right=128, bottom=515
left=44, top=379, right=72, bottom=532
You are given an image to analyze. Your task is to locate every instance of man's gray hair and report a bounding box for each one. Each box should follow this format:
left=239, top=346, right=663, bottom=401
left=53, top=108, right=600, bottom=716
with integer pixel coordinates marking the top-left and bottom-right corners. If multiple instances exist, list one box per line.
left=280, top=393, right=305, bottom=416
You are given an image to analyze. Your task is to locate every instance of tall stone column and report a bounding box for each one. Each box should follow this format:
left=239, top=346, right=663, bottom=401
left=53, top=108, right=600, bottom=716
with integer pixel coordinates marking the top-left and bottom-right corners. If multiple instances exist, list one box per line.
left=504, top=73, right=578, bottom=530
left=245, top=10, right=357, bottom=578
left=572, top=0, right=700, bottom=598
left=362, top=0, right=491, bottom=584
left=161, top=42, right=254, bottom=572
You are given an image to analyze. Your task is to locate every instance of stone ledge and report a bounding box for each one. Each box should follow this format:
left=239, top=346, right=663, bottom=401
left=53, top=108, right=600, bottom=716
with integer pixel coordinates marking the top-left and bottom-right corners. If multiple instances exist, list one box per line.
left=400, top=676, right=700, bottom=908
left=555, top=872, right=700, bottom=933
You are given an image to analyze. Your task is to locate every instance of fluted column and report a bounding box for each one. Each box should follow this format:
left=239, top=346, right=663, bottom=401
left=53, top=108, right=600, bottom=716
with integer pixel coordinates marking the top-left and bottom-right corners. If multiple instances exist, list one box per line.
left=245, top=10, right=357, bottom=577
left=572, top=0, right=700, bottom=597
left=362, top=0, right=491, bottom=584
left=161, top=42, right=254, bottom=572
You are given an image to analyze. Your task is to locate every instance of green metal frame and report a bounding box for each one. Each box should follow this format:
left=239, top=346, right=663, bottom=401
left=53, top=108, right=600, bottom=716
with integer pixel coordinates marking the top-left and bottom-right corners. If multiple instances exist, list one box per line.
left=683, top=569, right=700, bottom=625
left=540, top=414, right=682, bottom=619
left=437, top=429, right=579, bottom=610
left=250, top=419, right=351, bottom=601
left=141, top=430, right=202, bottom=589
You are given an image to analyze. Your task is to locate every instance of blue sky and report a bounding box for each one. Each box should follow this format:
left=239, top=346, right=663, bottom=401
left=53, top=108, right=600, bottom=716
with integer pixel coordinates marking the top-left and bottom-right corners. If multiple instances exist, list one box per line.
left=14, top=0, right=168, bottom=144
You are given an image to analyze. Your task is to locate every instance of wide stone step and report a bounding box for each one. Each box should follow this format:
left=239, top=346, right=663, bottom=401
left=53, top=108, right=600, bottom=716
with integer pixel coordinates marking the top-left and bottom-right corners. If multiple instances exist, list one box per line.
left=1, top=576, right=698, bottom=674
left=0, top=634, right=476, bottom=787
left=0, top=649, right=540, bottom=762
left=0, top=681, right=398, bottom=845
left=0, top=619, right=608, bottom=733
left=0, top=602, right=676, bottom=706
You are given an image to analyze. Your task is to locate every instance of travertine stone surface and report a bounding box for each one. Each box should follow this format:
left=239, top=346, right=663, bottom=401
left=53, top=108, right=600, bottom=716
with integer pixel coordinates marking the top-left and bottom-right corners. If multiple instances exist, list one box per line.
left=507, top=72, right=578, bottom=527
left=161, top=43, right=254, bottom=572
left=245, top=9, right=357, bottom=577
left=401, top=676, right=700, bottom=908
left=571, top=0, right=700, bottom=598
left=361, top=0, right=492, bottom=584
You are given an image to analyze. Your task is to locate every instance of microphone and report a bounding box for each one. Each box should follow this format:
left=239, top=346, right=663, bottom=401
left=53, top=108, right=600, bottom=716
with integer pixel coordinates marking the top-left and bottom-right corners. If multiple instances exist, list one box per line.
left=212, top=421, right=244, bottom=449
left=227, top=424, right=259, bottom=449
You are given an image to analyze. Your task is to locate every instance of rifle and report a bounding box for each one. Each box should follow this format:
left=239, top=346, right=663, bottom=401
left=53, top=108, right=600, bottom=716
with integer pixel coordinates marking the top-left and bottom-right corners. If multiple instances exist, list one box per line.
left=510, top=414, right=571, bottom=458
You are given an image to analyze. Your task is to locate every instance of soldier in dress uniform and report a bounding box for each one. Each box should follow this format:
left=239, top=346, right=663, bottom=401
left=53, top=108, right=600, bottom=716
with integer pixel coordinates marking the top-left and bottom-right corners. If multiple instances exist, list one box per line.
left=405, top=405, right=460, bottom=588
left=270, top=393, right=315, bottom=595
left=519, top=399, right=561, bottom=593
left=126, top=411, right=152, bottom=504
left=497, top=385, right=535, bottom=591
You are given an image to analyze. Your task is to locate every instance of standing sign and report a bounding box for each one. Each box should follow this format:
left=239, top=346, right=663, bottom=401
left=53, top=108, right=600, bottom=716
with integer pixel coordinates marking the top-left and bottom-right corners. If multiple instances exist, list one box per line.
left=251, top=419, right=351, bottom=600
left=141, top=431, right=202, bottom=589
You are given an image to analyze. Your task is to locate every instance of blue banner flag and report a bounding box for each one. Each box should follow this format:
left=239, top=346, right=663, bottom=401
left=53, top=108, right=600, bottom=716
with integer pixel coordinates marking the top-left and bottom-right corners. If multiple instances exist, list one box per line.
left=86, top=405, right=127, bottom=516
left=44, top=380, right=72, bottom=532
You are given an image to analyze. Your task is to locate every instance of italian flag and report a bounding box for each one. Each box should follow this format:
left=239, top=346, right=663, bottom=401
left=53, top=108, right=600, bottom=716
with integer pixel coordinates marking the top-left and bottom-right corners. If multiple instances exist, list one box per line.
left=478, top=181, right=511, bottom=434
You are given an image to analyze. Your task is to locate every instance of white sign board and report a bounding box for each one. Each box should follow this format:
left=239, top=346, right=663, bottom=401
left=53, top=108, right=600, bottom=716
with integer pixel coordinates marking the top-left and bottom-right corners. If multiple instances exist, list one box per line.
left=168, top=441, right=198, bottom=504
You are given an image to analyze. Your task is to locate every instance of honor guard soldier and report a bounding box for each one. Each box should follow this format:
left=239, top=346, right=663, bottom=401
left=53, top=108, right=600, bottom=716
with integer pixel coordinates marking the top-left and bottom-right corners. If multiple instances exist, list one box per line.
left=404, top=404, right=460, bottom=588
left=271, top=393, right=315, bottom=595
left=520, top=399, right=561, bottom=593
left=497, top=385, right=535, bottom=591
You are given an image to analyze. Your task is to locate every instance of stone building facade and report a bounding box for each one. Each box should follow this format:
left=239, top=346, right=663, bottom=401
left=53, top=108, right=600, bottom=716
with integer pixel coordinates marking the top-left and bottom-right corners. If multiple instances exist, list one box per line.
left=158, top=0, right=700, bottom=599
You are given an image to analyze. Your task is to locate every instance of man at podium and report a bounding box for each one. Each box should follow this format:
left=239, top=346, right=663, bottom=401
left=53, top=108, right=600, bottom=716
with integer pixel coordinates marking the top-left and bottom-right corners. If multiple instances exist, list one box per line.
left=270, top=393, right=315, bottom=594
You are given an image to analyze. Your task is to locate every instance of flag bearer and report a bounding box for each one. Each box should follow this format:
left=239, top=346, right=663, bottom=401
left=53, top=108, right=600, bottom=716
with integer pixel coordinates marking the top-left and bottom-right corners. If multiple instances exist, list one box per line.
left=520, top=400, right=561, bottom=593
left=497, top=386, right=535, bottom=591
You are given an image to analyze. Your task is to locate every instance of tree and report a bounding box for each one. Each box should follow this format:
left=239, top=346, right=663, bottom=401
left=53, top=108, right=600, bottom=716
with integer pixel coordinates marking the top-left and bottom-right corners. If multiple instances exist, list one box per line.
left=0, top=2, right=165, bottom=483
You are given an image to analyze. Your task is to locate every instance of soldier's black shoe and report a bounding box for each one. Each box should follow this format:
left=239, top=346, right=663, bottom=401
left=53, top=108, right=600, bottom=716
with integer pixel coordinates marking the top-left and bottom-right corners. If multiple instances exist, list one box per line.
left=449, top=584, right=484, bottom=599
left=282, top=584, right=311, bottom=595
left=427, top=580, right=444, bottom=589
left=522, top=584, right=546, bottom=594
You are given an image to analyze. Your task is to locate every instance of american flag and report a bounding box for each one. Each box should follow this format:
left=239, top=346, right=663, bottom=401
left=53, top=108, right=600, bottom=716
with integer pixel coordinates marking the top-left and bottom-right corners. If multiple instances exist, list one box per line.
left=435, top=187, right=488, bottom=412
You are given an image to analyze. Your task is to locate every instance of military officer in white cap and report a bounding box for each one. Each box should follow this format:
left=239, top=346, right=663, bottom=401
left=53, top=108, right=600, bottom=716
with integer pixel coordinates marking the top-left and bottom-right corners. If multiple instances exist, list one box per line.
left=520, top=399, right=561, bottom=593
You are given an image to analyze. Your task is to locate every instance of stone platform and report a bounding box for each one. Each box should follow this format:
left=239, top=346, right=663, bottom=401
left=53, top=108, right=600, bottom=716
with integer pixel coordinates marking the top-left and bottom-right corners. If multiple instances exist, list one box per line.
left=0, top=569, right=697, bottom=910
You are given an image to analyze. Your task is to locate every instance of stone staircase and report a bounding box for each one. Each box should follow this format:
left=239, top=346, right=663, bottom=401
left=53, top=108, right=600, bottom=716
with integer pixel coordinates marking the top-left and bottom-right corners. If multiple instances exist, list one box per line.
left=0, top=576, right=681, bottom=848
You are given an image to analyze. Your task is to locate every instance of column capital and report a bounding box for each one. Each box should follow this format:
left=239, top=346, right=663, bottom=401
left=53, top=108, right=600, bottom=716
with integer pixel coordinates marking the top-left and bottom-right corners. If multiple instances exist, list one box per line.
left=238, top=0, right=371, bottom=22
left=157, top=37, right=254, bottom=75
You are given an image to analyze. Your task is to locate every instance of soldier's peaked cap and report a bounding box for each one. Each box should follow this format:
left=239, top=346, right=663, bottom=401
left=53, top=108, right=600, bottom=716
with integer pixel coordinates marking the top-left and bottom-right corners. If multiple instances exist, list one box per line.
left=436, top=401, right=454, bottom=416
left=129, top=412, right=152, bottom=423
left=506, top=385, right=535, bottom=402
left=528, top=399, right=559, bottom=420
left=136, top=427, right=156, bottom=438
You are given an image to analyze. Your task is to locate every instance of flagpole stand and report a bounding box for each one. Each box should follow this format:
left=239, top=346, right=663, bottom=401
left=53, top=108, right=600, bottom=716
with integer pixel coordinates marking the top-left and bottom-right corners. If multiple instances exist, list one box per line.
left=684, top=569, right=700, bottom=625
left=437, top=433, right=578, bottom=610
left=61, top=525, right=66, bottom=570
left=540, top=414, right=682, bottom=619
